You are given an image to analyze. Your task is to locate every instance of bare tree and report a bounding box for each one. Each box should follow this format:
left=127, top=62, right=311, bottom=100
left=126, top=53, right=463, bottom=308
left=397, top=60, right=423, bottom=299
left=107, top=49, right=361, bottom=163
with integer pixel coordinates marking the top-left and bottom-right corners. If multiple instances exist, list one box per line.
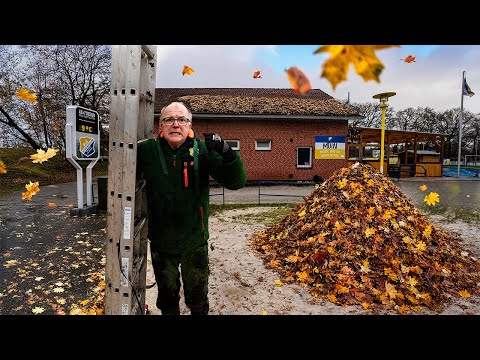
left=349, top=101, right=395, bottom=129
left=0, top=45, right=111, bottom=151
left=392, top=107, right=417, bottom=131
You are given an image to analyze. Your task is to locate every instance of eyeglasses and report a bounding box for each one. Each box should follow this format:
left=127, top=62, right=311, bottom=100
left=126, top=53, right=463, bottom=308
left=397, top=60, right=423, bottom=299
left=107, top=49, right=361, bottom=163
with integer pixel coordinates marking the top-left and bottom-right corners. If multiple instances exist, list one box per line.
left=161, top=117, right=191, bottom=126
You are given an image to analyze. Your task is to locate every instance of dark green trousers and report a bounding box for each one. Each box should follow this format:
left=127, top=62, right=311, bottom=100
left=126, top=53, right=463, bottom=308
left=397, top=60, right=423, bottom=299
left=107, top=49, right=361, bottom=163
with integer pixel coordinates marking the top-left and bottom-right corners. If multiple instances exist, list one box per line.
left=150, top=244, right=209, bottom=315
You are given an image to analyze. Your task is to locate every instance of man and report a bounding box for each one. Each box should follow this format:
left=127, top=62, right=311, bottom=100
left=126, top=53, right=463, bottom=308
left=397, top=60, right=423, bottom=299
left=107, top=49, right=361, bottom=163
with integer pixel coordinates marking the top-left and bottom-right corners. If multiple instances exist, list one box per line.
left=137, top=101, right=247, bottom=315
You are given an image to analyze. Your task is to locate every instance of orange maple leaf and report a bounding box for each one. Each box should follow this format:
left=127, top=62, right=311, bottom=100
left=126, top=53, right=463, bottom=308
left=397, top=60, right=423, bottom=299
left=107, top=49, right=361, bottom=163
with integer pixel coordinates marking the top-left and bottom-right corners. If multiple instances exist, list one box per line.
left=182, top=65, right=195, bottom=76
left=17, top=88, right=37, bottom=103
left=402, top=55, right=416, bottom=63
left=253, top=70, right=262, bottom=79
left=285, top=66, right=311, bottom=95
left=0, top=160, right=6, bottom=174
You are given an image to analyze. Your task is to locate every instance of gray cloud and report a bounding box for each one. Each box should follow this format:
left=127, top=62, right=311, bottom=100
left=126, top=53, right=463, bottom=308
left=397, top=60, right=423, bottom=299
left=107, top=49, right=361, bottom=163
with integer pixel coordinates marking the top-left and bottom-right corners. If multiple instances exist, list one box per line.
left=155, top=45, right=480, bottom=114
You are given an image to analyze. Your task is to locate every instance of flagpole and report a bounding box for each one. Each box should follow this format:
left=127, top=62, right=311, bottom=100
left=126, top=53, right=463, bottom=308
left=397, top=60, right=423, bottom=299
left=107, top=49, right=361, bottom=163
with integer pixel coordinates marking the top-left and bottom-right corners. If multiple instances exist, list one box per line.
left=457, top=71, right=465, bottom=177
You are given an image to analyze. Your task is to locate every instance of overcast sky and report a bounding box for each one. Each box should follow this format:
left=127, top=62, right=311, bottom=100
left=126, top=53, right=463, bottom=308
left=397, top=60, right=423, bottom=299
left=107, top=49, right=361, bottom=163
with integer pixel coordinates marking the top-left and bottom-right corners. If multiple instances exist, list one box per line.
left=155, top=45, right=480, bottom=114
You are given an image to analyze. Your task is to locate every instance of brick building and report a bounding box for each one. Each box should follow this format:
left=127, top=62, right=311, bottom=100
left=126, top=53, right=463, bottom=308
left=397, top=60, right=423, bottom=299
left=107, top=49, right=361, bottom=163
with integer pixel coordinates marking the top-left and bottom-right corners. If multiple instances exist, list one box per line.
left=154, top=88, right=362, bottom=182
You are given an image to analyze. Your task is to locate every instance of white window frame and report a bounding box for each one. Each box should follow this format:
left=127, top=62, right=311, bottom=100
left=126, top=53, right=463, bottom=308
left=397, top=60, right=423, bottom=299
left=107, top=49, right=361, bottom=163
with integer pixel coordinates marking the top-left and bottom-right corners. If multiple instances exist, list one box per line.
left=297, top=147, right=312, bottom=168
left=225, top=140, right=240, bottom=151
left=255, top=140, right=271, bottom=151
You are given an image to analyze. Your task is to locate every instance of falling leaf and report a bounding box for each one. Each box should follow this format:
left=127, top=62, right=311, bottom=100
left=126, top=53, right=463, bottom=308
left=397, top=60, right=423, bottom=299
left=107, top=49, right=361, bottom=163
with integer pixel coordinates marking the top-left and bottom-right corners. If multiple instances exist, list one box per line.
left=285, top=66, right=311, bottom=95
left=30, top=148, right=59, bottom=164
left=253, top=70, right=262, bottom=79
left=424, top=192, right=440, bottom=206
left=0, top=160, right=6, bottom=174
left=32, top=306, right=45, bottom=314
left=17, top=88, right=37, bottom=103
left=21, top=181, right=40, bottom=201
left=313, top=45, right=399, bottom=90
left=419, top=185, right=427, bottom=192
left=182, top=65, right=195, bottom=76
left=401, top=55, right=416, bottom=63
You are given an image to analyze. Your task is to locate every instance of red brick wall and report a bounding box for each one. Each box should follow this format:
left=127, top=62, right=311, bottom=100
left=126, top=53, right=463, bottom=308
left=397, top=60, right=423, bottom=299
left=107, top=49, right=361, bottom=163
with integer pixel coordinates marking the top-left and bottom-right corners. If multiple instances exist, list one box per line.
left=154, top=117, right=348, bottom=181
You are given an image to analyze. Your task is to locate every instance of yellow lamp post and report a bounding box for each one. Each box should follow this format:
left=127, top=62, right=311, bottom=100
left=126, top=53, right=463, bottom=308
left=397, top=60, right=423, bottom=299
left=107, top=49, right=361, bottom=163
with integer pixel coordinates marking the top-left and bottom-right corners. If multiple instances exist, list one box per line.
left=372, top=92, right=396, bottom=174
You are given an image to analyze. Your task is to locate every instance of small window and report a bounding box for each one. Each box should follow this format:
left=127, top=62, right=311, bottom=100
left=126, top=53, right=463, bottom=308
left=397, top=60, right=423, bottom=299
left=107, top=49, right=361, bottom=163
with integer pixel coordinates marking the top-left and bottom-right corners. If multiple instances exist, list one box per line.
left=255, top=140, right=271, bottom=151
left=297, top=147, right=312, bottom=168
left=225, top=140, right=240, bottom=151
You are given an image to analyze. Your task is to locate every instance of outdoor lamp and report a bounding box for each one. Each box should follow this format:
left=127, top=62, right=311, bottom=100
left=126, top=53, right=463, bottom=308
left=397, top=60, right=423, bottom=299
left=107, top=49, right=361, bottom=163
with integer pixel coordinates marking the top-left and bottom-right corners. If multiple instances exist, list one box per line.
left=372, top=92, right=396, bottom=174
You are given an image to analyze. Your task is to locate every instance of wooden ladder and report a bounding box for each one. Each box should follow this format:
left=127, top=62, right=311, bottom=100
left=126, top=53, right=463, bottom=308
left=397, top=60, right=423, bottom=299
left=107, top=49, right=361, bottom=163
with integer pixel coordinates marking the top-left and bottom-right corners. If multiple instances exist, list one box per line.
left=104, top=45, right=157, bottom=315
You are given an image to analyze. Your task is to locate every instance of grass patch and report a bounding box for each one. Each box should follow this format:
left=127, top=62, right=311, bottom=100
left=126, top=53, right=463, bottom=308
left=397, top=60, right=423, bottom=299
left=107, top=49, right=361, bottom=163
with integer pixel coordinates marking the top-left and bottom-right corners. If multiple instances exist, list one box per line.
left=0, top=147, right=108, bottom=195
left=419, top=204, right=480, bottom=224
left=209, top=203, right=296, bottom=226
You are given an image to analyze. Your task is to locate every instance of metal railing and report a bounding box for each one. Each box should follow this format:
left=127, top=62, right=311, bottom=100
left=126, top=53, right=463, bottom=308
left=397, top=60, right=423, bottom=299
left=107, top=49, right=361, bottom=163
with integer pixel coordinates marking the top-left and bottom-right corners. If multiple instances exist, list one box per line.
left=209, top=181, right=225, bottom=205
left=257, top=180, right=315, bottom=205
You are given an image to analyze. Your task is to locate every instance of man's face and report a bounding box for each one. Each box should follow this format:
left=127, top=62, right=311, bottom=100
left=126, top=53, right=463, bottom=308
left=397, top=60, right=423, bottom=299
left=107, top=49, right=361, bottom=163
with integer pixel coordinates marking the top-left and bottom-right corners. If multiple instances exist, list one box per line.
left=160, top=104, right=192, bottom=149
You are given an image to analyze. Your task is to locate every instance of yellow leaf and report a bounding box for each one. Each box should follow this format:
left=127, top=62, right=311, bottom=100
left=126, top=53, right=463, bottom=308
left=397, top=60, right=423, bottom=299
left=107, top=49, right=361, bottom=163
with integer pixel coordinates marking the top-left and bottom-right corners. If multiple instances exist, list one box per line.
left=416, top=241, right=427, bottom=252
left=296, top=271, right=309, bottom=282
left=274, top=280, right=283, bottom=286
left=424, top=192, right=440, bottom=206
left=30, top=148, right=59, bottom=164
left=285, top=66, right=311, bottom=95
left=385, top=282, right=398, bottom=299
left=0, top=160, right=7, bottom=174
left=419, top=185, right=427, bottom=191
left=422, top=225, right=432, bottom=239
left=364, top=227, right=375, bottom=238
left=53, top=287, right=65, bottom=293
left=32, top=306, right=45, bottom=314
left=182, top=65, right=195, bottom=76
left=25, top=181, right=40, bottom=194
left=260, top=311, right=268, bottom=315
left=337, top=178, right=348, bottom=189
left=80, top=299, right=90, bottom=306
left=298, top=209, right=306, bottom=217
left=17, top=88, right=37, bottom=103
left=313, top=45, right=399, bottom=90
left=459, top=290, right=471, bottom=298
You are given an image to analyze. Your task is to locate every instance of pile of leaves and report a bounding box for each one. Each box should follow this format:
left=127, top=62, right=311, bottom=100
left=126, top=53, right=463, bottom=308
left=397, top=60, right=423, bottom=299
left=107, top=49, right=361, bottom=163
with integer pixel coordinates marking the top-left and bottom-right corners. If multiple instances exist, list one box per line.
left=250, top=163, right=480, bottom=314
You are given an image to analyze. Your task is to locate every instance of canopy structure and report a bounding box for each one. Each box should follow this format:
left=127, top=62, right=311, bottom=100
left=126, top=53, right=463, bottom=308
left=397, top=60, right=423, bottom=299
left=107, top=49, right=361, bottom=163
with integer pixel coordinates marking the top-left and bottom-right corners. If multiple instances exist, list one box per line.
left=347, top=127, right=449, bottom=177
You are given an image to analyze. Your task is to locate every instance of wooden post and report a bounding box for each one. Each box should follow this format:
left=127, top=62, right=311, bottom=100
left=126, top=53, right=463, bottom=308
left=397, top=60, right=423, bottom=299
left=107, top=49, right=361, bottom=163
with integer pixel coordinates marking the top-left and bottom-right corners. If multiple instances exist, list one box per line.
left=105, top=45, right=157, bottom=315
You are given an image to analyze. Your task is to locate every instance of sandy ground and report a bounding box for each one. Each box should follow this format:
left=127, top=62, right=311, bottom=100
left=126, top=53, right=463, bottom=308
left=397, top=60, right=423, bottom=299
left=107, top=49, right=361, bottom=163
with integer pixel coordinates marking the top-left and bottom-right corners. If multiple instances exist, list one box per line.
left=145, top=206, right=480, bottom=315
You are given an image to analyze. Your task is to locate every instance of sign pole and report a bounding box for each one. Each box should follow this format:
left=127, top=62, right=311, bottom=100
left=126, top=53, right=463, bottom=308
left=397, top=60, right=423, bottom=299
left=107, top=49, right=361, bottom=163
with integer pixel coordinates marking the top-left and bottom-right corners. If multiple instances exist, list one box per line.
left=65, top=105, right=100, bottom=214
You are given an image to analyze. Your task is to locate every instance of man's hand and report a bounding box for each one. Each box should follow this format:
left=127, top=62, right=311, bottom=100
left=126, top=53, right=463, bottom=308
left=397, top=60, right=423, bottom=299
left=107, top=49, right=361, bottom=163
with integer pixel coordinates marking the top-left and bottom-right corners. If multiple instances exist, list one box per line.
left=203, top=133, right=235, bottom=162
left=204, top=133, right=229, bottom=154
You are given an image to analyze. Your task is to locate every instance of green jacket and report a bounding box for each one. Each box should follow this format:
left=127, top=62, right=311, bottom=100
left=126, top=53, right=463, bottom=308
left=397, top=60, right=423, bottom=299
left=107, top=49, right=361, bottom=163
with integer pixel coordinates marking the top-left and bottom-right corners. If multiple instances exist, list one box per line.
left=136, top=135, right=247, bottom=255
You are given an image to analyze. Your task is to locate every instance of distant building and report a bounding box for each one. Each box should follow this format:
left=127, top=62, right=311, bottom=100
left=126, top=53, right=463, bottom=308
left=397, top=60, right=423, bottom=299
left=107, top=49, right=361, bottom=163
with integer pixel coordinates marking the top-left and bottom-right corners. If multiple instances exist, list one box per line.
left=154, top=88, right=362, bottom=181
